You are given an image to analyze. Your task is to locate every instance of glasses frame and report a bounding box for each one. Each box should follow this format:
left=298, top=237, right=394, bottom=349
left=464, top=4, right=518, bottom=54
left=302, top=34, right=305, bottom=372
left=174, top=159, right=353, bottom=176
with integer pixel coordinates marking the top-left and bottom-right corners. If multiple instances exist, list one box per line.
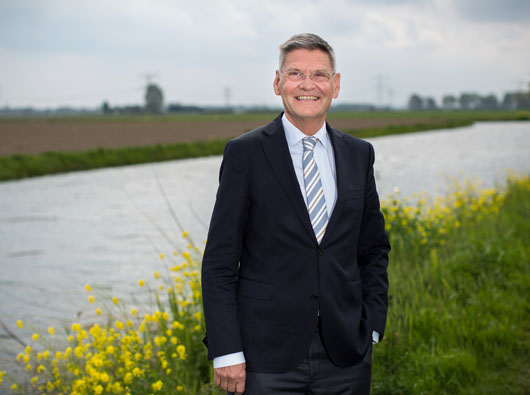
left=280, top=69, right=335, bottom=83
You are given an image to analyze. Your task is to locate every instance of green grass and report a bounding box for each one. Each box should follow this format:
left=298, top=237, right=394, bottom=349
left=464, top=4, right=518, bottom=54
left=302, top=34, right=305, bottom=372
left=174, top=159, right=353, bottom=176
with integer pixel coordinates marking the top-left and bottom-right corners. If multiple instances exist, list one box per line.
left=372, top=176, right=530, bottom=394
left=3, top=109, right=529, bottom=181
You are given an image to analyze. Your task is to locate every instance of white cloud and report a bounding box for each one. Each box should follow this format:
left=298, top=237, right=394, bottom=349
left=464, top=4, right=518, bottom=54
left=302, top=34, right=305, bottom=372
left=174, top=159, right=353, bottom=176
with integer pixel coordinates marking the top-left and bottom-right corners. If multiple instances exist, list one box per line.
left=0, top=0, right=528, bottom=108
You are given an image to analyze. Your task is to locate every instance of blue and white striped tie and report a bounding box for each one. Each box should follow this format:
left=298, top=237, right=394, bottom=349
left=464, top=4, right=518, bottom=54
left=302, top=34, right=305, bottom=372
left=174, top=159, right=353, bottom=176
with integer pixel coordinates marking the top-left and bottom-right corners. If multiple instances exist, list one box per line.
left=303, top=136, right=329, bottom=244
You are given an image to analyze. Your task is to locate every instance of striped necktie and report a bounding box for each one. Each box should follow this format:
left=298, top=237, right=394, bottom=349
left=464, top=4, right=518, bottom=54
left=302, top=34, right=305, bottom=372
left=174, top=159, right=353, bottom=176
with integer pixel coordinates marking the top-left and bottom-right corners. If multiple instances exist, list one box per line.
left=303, top=136, right=329, bottom=244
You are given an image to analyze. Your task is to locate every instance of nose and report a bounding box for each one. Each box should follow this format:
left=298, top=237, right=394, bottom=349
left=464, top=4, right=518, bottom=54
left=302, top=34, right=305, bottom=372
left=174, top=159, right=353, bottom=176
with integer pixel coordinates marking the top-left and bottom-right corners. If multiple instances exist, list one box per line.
left=298, top=74, right=316, bottom=90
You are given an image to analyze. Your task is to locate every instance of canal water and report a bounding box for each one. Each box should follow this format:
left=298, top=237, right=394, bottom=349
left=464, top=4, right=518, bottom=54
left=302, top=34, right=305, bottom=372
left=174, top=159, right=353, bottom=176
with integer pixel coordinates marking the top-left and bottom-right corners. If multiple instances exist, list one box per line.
left=0, top=121, right=529, bottom=384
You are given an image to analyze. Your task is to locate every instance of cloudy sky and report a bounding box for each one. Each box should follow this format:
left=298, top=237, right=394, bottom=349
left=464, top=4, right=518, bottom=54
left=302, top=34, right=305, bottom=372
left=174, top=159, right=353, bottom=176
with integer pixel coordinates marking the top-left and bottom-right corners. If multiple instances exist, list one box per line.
left=1, top=0, right=529, bottom=109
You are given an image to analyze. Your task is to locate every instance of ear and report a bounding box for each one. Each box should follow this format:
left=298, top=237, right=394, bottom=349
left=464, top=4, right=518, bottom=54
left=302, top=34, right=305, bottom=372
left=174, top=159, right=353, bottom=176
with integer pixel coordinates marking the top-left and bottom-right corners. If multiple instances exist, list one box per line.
left=332, top=72, right=341, bottom=99
left=273, top=70, right=281, bottom=96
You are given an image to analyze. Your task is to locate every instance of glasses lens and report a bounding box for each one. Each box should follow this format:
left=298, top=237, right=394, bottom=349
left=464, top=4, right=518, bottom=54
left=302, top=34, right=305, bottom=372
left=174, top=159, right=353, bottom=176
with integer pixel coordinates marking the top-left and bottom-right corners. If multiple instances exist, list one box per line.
left=311, top=71, right=331, bottom=83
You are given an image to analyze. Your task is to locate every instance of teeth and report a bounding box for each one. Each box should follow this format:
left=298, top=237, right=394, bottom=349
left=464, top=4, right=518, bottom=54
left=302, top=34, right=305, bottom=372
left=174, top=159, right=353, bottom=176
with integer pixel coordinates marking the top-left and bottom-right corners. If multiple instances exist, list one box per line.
left=296, top=96, right=318, bottom=100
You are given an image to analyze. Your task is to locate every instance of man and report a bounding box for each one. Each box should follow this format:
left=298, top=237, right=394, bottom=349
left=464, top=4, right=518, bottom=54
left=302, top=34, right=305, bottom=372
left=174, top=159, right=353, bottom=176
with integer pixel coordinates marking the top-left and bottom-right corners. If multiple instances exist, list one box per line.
left=202, top=33, right=390, bottom=394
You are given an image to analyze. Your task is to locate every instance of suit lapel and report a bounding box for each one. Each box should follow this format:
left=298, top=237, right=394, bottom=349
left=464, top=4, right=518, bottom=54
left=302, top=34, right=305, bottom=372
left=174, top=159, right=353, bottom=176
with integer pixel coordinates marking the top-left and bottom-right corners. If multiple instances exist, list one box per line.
left=321, top=125, right=352, bottom=245
left=261, top=115, right=318, bottom=243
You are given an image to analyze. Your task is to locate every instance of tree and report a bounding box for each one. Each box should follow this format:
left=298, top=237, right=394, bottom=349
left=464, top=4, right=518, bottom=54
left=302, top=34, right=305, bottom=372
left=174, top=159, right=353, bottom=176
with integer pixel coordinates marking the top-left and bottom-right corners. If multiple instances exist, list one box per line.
left=101, top=101, right=112, bottom=114
left=459, top=93, right=480, bottom=110
left=480, top=94, right=499, bottom=110
left=424, top=97, right=437, bottom=110
left=408, top=93, right=423, bottom=110
left=442, top=95, right=457, bottom=110
left=144, top=83, right=164, bottom=114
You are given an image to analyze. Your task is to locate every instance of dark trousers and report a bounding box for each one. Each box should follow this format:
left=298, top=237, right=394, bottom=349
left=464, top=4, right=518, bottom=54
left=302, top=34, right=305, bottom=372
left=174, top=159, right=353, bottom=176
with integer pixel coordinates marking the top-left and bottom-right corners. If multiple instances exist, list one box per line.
left=232, top=322, right=372, bottom=395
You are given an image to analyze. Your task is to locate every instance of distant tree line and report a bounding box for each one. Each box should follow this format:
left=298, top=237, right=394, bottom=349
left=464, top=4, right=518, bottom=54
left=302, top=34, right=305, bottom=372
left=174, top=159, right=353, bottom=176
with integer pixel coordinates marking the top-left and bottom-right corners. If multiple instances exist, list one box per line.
left=408, top=91, right=530, bottom=111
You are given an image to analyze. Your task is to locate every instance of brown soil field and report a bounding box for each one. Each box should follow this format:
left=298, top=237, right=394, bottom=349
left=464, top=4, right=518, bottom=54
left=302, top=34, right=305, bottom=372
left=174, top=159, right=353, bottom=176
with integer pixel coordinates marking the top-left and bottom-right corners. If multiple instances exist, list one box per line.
left=0, top=117, right=424, bottom=156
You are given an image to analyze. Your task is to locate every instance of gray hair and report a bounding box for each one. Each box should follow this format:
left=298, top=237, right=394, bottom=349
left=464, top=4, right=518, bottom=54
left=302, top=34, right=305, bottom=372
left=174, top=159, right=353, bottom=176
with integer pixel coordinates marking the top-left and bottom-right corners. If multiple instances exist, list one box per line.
left=279, top=33, right=336, bottom=72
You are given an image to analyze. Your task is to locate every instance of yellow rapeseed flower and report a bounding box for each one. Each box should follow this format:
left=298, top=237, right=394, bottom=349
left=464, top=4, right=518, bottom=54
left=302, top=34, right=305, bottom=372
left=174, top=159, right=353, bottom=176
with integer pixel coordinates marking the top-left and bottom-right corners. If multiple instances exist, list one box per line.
left=177, top=385, right=183, bottom=391
left=0, top=371, right=5, bottom=383
left=23, top=354, right=30, bottom=364
left=85, top=284, right=92, bottom=292
left=16, top=320, right=23, bottom=329
left=177, top=345, right=187, bottom=360
left=152, top=380, right=163, bottom=391
left=182, top=231, right=188, bottom=238
left=94, top=384, right=103, bottom=395
left=112, top=297, right=119, bottom=305
left=11, top=384, right=18, bottom=390
left=32, top=333, right=39, bottom=342
left=131, top=307, right=137, bottom=316
left=115, top=321, right=124, bottom=330
left=138, top=279, right=145, bottom=287
left=31, top=376, right=38, bottom=385
left=42, top=350, right=49, bottom=359
left=96, top=308, right=102, bottom=315
left=88, top=295, right=95, bottom=303
left=153, top=271, right=160, bottom=279
left=48, top=326, right=55, bottom=336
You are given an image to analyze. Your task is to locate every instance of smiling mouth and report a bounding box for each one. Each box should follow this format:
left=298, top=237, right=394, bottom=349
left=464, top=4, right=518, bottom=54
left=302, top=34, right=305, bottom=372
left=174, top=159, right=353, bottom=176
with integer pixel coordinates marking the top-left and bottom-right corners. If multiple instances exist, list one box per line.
left=296, top=96, right=319, bottom=101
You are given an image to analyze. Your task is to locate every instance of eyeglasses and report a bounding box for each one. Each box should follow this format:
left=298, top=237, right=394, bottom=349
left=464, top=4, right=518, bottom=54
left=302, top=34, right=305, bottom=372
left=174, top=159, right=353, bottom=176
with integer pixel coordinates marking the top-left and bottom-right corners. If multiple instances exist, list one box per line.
left=280, top=69, right=334, bottom=83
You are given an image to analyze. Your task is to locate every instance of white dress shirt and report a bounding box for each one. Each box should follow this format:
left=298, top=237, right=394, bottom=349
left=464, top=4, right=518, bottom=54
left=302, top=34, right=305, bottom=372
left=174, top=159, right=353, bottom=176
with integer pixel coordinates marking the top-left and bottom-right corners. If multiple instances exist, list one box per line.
left=213, top=115, right=378, bottom=369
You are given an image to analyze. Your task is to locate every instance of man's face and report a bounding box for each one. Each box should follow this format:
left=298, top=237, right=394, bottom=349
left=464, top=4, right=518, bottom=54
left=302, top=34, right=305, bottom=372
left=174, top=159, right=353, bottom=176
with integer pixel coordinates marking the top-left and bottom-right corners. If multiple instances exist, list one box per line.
left=273, top=49, right=340, bottom=129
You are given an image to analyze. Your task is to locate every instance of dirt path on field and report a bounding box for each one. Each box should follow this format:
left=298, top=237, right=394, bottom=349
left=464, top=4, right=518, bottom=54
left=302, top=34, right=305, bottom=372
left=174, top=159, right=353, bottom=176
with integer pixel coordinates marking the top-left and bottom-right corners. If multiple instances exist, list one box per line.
left=0, top=118, right=423, bottom=156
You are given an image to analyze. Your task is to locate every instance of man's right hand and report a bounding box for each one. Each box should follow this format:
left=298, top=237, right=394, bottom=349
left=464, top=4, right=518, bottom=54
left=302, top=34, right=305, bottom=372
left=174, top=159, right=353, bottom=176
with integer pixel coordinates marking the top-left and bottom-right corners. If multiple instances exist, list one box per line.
left=214, top=362, right=246, bottom=394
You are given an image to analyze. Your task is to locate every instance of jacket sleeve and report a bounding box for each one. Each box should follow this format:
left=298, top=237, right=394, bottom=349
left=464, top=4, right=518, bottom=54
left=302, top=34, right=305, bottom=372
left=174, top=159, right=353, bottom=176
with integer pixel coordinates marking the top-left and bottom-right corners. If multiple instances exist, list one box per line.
left=357, top=143, right=391, bottom=340
left=201, top=140, right=250, bottom=359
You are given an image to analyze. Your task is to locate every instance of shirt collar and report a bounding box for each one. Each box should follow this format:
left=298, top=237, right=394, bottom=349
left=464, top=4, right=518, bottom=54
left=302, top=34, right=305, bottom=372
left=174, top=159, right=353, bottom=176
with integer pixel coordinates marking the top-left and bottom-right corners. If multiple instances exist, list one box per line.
left=282, top=113, right=331, bottom=150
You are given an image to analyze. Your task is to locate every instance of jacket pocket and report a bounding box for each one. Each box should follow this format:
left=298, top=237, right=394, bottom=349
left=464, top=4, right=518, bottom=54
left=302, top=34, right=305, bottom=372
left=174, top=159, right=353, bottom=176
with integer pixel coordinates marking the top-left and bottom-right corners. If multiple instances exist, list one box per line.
left=238, top=277, right=274, bottom=301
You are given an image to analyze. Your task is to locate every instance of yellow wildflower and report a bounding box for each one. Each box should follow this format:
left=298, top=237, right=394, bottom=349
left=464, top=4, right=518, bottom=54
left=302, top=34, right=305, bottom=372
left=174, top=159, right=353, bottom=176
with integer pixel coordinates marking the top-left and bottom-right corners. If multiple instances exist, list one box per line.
left=112, top=296, right=119, bottom=305
left=32, top=333, right=39, bottom=342
left=131, top=307, right=137, bottom=316
left=11, top=384, right=18, bottom=390
left=37, top=364, right=46, bottom=373
left=152, top=380, right=163, bottom=391
left=138, top=279, right=145, bottom=287
left=96, top=308, right=102, bottom=315
left=48, top=326, right=55, bottom=336
left=115, top=320, right=124, bottom=330
left=177, top=385, right=183, bottom=392
left=42, top=350, right=49, bottom=360
left=177, top=344, right=187, bottom=360
left=182, top=231, right=188, bottom=238
left=88, top=295, right=95, bottom=303
left=23, top=354, right=30, bottom=364
left=94, top=385, right=103, bottom=395
left=85, top=284, right=92, bottom=292
left=16, top=320, right=23, bottom=329
left=159, top=253, right=165, bottom=260
left=31, top=376, right=38, bottom=385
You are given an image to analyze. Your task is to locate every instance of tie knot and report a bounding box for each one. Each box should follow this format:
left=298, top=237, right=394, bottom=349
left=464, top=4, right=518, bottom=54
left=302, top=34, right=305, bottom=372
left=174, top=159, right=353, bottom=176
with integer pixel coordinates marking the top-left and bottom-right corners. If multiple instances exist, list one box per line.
left=303, top=136, right=318, bottom=153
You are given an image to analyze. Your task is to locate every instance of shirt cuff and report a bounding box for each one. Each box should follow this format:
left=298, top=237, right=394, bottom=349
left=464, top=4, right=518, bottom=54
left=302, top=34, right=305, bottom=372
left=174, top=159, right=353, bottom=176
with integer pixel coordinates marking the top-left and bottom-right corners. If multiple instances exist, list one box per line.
left=372, top=331, right=380, bottom=344
left=213, top=352, right=246, bottom=368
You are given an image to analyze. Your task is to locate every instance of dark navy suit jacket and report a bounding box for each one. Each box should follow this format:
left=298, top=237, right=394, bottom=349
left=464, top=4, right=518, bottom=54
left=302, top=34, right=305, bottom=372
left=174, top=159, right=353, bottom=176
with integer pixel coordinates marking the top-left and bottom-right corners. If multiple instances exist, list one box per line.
left=201, top=113, right=390, bottom=373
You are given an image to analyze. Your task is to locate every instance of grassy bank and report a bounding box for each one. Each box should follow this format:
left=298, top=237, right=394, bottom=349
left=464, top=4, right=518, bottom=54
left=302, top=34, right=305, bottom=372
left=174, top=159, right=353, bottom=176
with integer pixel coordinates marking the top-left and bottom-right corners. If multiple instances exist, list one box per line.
left=2, top=174, right=528, bottom=394
left=373, top=174, right=530, bottom=393
left=2, top=109, right=529, bottom=181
